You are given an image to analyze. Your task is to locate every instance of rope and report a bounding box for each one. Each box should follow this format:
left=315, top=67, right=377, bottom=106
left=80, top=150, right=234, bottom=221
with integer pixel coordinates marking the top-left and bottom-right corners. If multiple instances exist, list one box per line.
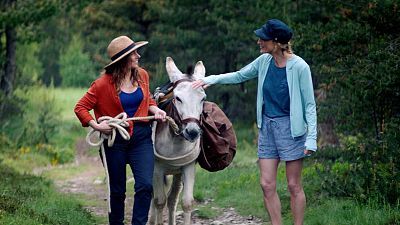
left=86, top=113, right=180, bottom=147
left=85, top=112, right=179, bottom=213
left=153, top=144, right=200, bottom=167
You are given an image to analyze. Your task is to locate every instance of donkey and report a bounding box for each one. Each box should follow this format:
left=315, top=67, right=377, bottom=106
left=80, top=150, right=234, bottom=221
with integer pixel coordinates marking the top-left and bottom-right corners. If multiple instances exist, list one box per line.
left=149, top=57, right=206, bottom=225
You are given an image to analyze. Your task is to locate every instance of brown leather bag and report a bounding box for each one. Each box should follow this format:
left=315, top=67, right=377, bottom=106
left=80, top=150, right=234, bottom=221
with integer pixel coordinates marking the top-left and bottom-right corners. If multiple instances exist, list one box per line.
left=199, top=101, right=237, bottom=172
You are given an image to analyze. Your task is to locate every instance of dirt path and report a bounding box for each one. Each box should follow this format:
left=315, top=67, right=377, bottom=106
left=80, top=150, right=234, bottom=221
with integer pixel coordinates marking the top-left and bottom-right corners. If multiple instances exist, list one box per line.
left=40, top=138, right=266, bottom=225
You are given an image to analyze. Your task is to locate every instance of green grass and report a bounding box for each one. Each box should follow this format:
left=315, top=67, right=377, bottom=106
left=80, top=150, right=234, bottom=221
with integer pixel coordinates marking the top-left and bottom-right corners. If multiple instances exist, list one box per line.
left=0, top=87, right=98, bottom=224
left=194, top=123, right=400, bottom=224
left=52, top=87, right=100, bottom=157
left=41, top=163, right=92, bottom=180
left=0, top=163, right=95, bottom=225
left=302, top=199, right=400, bottom=225
left=53, top=87, right=87, bottom=122
left=0, top=87, right=89, bottom=171
left=3, top=87, right=398, bottom=225
left=0, top=152, right=50, bottom=173
left=195, top=205, right=220, bottom=219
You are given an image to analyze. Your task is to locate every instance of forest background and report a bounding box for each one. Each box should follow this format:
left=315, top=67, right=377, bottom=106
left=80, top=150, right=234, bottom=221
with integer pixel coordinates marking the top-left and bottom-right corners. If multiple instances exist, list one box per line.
left=0, top=0, right=399, bottom=224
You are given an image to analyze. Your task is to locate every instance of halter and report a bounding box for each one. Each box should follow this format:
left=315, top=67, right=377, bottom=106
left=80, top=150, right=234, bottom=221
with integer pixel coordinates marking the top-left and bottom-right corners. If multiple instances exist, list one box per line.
left=153, top=78, right=203, bottom=167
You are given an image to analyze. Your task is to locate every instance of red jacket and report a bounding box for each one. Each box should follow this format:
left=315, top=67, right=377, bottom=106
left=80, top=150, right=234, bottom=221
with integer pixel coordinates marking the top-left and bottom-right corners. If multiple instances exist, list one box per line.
left=74, top=67, right=157, bottom=136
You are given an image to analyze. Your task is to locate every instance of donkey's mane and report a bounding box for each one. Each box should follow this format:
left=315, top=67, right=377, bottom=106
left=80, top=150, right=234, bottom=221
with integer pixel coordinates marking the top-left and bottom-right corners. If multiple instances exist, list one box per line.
left=181, top=73, right=194, bottom=80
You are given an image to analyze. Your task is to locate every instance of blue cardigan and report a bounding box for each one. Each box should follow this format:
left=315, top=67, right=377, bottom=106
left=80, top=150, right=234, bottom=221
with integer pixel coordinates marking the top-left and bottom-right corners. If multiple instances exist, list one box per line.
left=201, top=53, right=317, bottom=151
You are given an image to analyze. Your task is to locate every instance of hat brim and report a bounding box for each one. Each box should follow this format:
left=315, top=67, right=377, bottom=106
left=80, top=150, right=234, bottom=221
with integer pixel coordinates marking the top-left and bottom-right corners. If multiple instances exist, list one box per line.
left=254, top=28, right=272, bottom=41
left=104, top=41, right=148, bottom=69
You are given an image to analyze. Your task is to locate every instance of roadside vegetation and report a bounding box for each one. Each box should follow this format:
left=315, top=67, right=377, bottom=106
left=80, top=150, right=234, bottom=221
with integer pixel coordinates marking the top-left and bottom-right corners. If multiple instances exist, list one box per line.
left=194, top=122, right=400, bottom=224
left=0, top=87, right=96, bottom=224
left=2, top=87, right=399, bottom=224
left=1, top=0, right=399, bottom=224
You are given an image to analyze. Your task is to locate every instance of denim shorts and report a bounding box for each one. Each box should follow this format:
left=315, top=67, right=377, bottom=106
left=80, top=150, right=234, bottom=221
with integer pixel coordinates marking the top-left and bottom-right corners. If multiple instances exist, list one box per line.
left=258, top=115, right=306, bottom=161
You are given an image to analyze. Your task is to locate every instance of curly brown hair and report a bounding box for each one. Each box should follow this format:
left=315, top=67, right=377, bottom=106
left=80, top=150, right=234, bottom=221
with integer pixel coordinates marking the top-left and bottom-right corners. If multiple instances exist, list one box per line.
left=104, top=52, right=139, bottom=93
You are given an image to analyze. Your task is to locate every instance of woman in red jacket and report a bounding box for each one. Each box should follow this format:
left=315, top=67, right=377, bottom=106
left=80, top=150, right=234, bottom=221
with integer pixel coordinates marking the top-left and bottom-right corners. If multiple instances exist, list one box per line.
left=74, top=36, right=166, bottom=225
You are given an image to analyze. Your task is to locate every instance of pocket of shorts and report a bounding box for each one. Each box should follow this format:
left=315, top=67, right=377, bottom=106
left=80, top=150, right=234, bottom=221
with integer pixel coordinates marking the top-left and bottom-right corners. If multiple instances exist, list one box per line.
left=293, top=133, right=306, bottom=141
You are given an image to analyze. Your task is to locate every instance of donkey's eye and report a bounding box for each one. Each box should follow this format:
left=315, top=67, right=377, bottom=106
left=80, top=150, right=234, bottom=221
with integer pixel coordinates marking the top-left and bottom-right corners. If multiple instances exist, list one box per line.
left=175, top=96, right=182, bottom=102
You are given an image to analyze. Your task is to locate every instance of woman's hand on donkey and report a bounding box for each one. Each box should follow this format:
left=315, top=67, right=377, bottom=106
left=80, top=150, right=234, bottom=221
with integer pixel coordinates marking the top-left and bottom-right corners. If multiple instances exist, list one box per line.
left=192, top=79, right=210, bottom=89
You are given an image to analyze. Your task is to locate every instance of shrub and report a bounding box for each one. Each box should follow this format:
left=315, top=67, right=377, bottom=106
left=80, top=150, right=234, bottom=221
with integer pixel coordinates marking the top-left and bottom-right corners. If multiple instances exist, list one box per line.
left=59, top=35, right=97, bottom=87
left=316, top=124, right=400, bottom=204
left=1, top=85, right=73, bottom=166
left=14, top=85, right=59, bottom=145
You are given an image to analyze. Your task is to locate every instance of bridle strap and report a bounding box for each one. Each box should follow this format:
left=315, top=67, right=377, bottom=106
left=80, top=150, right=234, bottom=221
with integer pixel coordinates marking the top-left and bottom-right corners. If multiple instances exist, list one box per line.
left=157, top=78, right=201, bottom=135
left=181, top=117, right=200, bottom=127
left=172, top=78, right=195, bottom=89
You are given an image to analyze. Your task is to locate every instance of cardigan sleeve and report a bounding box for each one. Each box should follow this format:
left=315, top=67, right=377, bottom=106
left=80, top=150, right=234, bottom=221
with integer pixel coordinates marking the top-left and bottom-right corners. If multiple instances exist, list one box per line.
left=74, top=81, right=98, bottom=127
left=299, top=65, right=318, bottom=151
left=202, top=54, right=262, bottom=85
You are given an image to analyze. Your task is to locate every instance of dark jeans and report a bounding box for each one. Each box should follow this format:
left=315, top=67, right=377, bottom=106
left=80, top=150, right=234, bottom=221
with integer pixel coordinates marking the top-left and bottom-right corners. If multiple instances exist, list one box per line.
left=103, top=123, right=154, bottom=225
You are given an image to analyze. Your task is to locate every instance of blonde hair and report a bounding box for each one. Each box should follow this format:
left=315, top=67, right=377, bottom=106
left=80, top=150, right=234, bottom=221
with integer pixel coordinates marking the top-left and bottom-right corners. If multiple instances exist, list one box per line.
left=277, top=41, right=293, bottom=54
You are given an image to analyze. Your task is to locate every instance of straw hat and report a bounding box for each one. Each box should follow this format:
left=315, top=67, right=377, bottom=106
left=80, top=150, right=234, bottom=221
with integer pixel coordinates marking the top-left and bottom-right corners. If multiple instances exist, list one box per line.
left=104, top=36, right=148, bottom=69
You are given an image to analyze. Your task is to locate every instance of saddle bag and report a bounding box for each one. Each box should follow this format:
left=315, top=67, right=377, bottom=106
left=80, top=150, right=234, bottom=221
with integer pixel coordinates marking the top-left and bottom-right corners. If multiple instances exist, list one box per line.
left=199, top=101, right=237, bottom=172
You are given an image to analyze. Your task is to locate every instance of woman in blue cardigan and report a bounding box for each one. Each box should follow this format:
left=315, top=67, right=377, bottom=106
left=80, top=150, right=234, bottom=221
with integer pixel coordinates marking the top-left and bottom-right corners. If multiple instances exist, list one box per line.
left=193, top=19, right=317, bottom=225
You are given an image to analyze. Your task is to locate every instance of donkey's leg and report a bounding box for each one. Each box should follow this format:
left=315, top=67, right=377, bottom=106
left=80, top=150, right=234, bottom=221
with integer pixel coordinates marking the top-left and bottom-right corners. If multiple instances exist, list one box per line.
left=152, top=165, right=166, bottom=225
left=148, top=199, right=156, bottom=225
left=167, top=174, right=183, bottom=225
left=181, top=163, right=196, bottom=225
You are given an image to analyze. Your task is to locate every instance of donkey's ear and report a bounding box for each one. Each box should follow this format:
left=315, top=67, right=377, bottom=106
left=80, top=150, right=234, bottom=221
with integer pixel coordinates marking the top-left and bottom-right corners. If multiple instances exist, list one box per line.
left=193, top=61, right=205, bottom=79
left=166, top=57, right=183, bottom=83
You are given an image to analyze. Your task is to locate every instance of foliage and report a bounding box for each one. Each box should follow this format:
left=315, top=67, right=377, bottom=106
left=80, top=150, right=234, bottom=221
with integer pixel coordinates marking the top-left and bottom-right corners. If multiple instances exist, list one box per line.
left=0, top=163, right=95, bottom=225
left=0, top=0, right=60, bottom=28
left=194, top=124, right=400, bottom=223
left=295, top=0, right=400, bottom=205
left=302, top=198, right=400, bottom=225
left=0, top=86, right=74, bottom=167
left=14, top=85, right=60, bottom=145
left=15, top=42, right=43, bottom=85
left=80, top=0, right=156, bottom=73
left=314, top=128, right=400, bottom=204
left=0, top=0, right=399, bottom=219
left=60, top=35, right=96, bottom=87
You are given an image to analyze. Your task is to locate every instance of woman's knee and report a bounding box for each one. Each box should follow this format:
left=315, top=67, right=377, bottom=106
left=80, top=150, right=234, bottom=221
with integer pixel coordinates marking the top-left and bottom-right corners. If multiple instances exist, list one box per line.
left=260, top=180, right=277, bottom=196
left=287, top=182, right=303, bottom=196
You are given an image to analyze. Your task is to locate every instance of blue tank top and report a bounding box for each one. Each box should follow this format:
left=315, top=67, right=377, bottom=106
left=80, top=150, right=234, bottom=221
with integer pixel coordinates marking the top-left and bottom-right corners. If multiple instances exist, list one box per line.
left=119, top=87, right=143, bottom=117
left=262, top=59, right=290, bottom=118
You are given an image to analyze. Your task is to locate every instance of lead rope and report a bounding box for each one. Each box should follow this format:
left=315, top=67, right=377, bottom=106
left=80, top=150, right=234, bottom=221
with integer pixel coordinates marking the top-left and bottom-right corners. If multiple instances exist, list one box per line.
left=85, top=112, right=179, bottom=212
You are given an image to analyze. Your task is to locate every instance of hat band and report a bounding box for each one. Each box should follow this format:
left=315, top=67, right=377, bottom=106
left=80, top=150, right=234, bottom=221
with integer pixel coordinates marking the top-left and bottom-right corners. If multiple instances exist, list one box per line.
left=111, top=43, right=136, bottom=61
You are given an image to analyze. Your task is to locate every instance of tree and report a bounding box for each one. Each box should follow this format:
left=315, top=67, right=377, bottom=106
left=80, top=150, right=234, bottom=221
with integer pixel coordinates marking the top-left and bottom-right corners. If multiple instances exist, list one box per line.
left=292, top=0, right=400, bottom=203
left=0, top=0, right=61, bottom=96
left=60, top=35, right=96, bottom=87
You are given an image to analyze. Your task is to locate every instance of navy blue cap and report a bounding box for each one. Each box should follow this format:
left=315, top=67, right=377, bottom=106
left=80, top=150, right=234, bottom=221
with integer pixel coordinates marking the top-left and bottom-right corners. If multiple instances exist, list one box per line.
left=254, top=19, right=293, bottom=44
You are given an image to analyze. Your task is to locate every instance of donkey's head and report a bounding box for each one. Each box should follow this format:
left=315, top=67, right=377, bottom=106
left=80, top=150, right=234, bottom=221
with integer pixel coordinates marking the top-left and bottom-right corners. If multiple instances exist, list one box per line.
left=166, top=57, right=206, bottom=142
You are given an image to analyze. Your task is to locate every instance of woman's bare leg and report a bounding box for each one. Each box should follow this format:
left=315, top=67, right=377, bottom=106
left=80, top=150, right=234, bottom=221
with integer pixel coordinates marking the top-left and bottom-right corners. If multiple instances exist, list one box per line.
left=286, top=159, right=306, bottom=225
left=259, top=159, right=282, bottom=225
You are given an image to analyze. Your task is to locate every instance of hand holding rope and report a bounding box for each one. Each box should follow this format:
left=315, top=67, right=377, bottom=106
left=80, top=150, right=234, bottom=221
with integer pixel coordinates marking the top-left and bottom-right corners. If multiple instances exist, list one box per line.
left=86, top=112, right=179, bottom=148
left=84, top=112, right=179, bottom=213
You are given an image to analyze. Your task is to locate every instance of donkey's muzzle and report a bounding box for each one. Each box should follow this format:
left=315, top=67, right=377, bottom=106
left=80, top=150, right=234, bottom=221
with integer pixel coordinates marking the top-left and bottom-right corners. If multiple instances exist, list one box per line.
left=183, top=123, right=201, bottom=142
